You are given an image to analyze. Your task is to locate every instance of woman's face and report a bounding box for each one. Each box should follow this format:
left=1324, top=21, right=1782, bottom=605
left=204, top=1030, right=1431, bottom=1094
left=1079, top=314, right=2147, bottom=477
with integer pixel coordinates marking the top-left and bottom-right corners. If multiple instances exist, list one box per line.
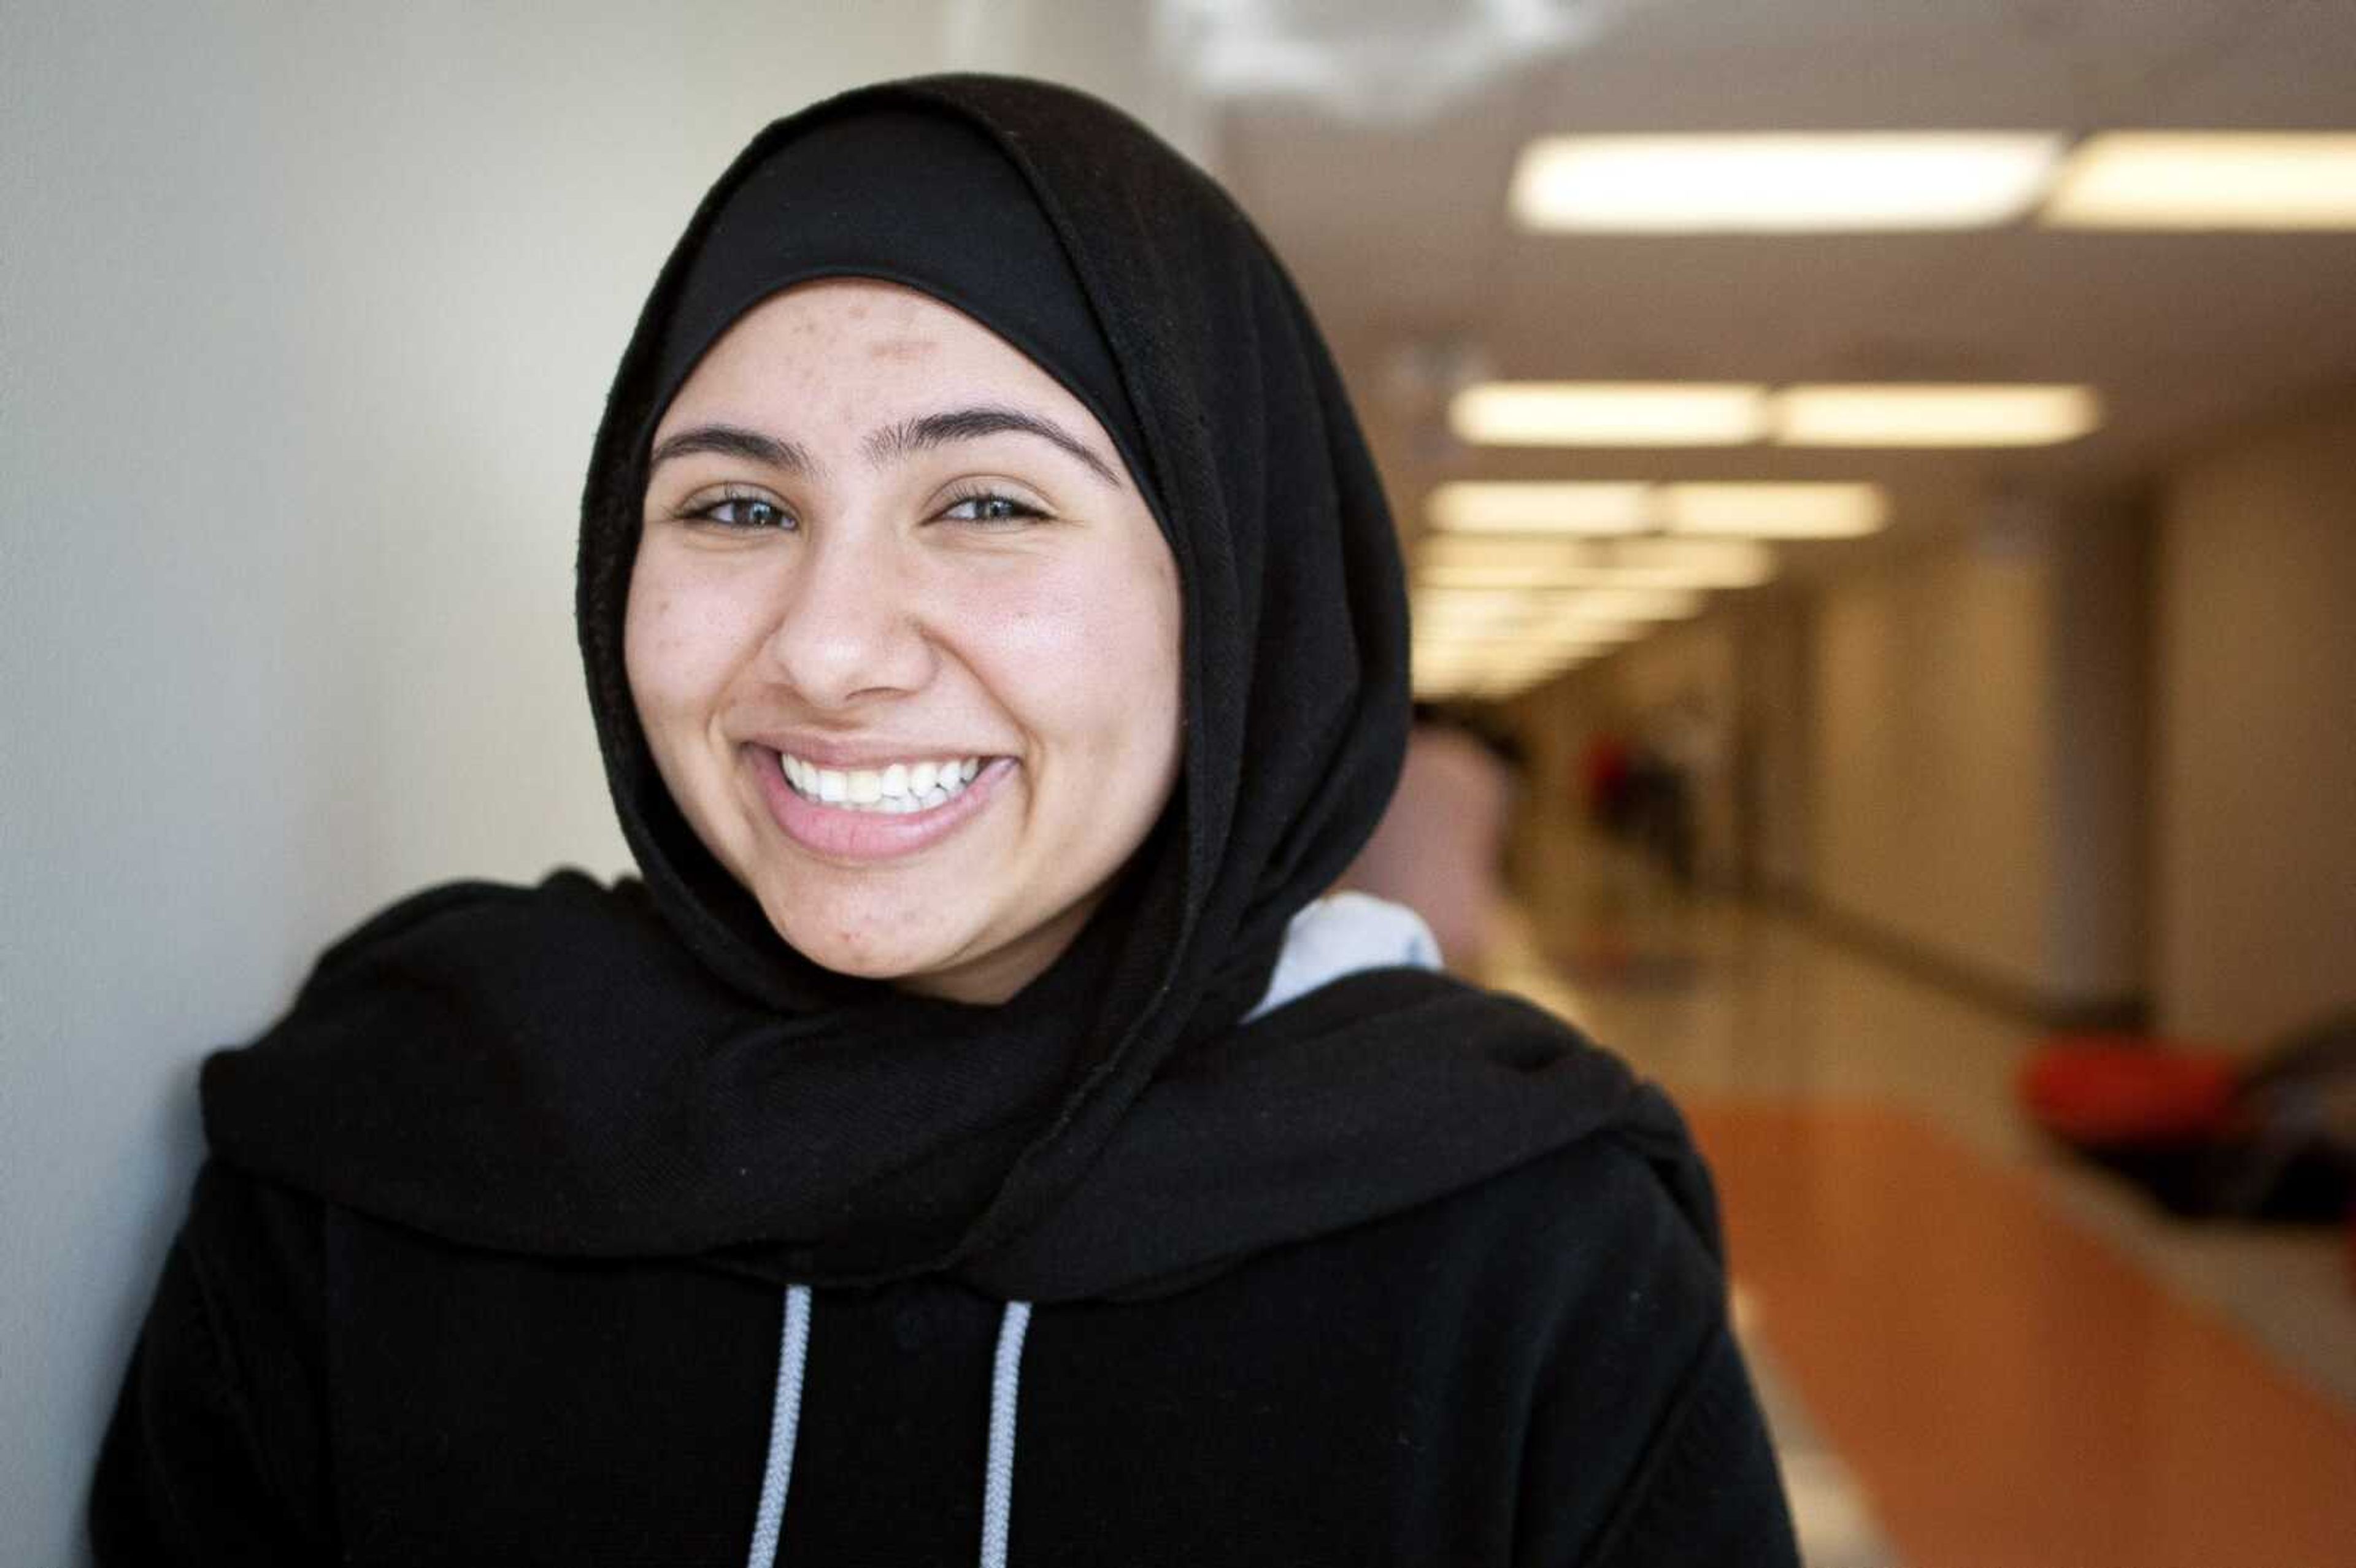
left=626, top=279, right=1183, bottom=1005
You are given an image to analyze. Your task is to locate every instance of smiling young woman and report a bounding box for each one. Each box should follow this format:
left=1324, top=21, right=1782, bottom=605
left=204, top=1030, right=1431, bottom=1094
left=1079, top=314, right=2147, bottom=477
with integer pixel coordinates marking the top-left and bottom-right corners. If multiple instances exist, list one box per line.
left=93, top=77, right=1796, bottom=1566
left=626, top=280, right=1183, bottom=1004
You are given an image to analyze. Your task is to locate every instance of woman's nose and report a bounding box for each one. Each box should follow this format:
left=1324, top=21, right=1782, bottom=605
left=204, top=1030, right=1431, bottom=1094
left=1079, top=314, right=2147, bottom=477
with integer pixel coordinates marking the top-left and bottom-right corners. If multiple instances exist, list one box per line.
left=760, top=528, right=934, bottom=710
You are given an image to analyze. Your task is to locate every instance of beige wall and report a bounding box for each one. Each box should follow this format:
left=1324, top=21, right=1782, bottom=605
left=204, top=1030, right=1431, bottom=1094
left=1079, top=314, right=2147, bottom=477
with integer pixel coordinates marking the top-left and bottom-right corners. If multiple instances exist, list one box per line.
left=1811, top=534, right=2058, bottom=997
left=1734, top=598, right=1814, bottom=895
left=2045, top=508, right=2150, bottom=1001
left=2154, top=393, right=2356, bottom=1045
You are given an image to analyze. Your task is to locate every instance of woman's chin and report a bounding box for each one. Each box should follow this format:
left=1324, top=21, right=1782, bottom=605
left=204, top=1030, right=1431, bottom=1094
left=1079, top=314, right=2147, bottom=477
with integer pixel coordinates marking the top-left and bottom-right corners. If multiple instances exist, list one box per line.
left=771, top=926, right=952, bottom=986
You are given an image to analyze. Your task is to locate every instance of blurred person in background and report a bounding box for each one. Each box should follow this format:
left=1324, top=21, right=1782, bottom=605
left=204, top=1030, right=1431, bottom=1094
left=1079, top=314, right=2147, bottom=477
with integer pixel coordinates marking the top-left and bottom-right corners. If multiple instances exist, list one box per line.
left=91, top=75, right=1794, bottom=1565
left=1340, top=702, right=1523, bottom=974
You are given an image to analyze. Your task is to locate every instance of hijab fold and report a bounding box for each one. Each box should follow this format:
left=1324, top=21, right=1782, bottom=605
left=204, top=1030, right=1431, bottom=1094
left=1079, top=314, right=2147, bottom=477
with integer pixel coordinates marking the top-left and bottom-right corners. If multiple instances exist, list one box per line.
left=201, top=75, right=1706, bottom=1302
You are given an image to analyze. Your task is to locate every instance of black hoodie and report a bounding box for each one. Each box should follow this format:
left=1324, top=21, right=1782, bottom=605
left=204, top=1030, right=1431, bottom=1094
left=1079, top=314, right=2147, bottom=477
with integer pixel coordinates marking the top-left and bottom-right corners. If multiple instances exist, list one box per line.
left=92, top=75, right=1797, bottom=1566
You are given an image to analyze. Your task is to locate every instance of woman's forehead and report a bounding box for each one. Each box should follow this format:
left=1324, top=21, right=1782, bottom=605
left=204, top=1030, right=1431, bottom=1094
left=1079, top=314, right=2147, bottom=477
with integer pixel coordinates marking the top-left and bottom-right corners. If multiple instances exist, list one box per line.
left=661, top=281, right=1093, bottom=429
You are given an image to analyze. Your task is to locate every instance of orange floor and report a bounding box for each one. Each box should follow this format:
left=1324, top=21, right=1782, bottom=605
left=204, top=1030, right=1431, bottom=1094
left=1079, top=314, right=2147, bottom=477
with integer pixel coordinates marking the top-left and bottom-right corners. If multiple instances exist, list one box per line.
left=1696, top=1102, right=2356, bottom=1567
left=1486, top=851, right=2356, bottom=1567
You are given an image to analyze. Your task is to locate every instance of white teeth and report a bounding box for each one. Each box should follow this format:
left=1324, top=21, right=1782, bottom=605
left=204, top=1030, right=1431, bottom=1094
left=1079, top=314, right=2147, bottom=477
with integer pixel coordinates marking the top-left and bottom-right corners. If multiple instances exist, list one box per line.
left=779, top=751, right=991, bottom=813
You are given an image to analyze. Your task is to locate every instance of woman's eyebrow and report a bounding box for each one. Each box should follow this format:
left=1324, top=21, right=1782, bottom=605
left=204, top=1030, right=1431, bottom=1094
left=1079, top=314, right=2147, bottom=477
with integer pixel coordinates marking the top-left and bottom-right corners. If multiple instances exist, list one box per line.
left=864, top=405, right=1122, bottom=488
left=648, top=424, right=818, bottom=477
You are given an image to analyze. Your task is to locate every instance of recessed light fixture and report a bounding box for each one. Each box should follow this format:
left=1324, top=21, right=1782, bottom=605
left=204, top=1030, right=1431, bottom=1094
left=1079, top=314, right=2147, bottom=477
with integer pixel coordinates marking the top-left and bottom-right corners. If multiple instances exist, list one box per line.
left=1414, top=584, right=1653, bottom=625
left=1414, top=534, right=1780, bottom=590
left=1774, top=384, right=2098, bottom=447
left=1600, top=537, right=1780, bottom=589
left=1660, top=482, right=1889, bottom=538
left=1450, top=381, right=2099, bottom=448
left=1552, top=585, right=1705, bottom=621
left=1509, top=132, right=2066, bottom=233
left=2044, top=133, right=2356, bottom=230
left=1413, top=632, right=1590, bottom=658
left=1450, top=382, right=1768, bottom=446
left=1427, top=480, right=1655, bottom=534
left=1418, top=534, right=1623, bottom=569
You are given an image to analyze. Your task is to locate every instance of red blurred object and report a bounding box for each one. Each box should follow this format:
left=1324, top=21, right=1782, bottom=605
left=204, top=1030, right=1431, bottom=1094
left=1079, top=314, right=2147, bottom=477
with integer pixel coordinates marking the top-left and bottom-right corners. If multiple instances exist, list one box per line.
left=2018, top=1035, right=2239, bottom=1147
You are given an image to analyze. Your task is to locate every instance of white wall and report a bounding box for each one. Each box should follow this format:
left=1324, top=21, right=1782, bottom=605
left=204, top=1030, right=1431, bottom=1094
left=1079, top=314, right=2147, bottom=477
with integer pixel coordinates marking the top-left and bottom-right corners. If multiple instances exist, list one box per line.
left=2154, top=392, right=2356, bottom=1046
left=0, top=4, right=1196, bottom=1561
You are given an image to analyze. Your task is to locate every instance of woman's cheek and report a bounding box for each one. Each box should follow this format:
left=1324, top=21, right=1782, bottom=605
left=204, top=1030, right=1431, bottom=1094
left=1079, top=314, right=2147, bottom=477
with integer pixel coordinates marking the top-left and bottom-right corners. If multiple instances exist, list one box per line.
left=626, top=553, right=762, bottom=718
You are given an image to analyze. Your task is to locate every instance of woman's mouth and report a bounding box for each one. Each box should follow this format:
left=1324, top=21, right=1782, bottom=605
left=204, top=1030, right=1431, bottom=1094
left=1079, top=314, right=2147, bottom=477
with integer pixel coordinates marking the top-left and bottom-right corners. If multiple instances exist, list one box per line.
left=752, top=746, right=1013, bottom=861
left=777, top=751, right=984, bottom=815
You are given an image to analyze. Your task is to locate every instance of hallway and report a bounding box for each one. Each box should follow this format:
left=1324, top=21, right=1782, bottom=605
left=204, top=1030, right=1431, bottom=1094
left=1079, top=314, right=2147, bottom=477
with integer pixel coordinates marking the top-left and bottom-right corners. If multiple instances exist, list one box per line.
left=1492, top=847, right=2356, bottom=1567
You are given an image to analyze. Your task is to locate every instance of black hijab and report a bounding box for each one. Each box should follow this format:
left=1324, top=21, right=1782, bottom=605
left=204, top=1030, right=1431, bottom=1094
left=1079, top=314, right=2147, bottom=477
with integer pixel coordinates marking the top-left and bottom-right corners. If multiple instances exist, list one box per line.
left=202, top=75, right=1704, bottom=1301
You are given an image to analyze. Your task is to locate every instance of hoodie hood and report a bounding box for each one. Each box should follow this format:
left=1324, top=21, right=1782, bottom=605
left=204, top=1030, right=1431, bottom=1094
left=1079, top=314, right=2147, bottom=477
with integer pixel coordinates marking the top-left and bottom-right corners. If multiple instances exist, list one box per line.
left=201, top=75, right=1707, bottom=1302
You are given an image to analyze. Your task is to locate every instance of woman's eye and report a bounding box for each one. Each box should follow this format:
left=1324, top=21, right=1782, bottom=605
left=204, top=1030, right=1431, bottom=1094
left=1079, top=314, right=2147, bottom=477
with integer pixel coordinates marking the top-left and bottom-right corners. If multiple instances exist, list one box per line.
left=688, top=493, right=793, bottom=531
left=941, top=490, right=1046, bottom=526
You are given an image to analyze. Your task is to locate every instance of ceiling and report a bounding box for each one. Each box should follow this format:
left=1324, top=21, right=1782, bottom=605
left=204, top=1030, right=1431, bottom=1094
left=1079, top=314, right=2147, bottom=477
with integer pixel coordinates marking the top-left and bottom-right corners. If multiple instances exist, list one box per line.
left=1197, top=0, right=2356, bottom=578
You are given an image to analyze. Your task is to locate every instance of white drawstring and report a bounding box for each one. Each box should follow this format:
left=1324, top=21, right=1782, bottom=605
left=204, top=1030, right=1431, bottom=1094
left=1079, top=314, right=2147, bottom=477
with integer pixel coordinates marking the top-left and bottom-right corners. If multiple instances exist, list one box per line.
left=744, top=1287, right=1034, bottom=1568
left=979, top=1301, right=1034, bottom=1568
left=744, top=1284, right=813, bottom=1568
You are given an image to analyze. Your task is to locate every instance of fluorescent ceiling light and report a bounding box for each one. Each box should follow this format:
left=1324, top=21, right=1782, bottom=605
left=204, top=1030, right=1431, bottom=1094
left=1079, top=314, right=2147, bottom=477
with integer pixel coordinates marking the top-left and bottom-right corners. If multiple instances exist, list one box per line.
left=1547, top=620, right=1643, bottom=644
left=1409, top=596, right=1544, bottom=641
left=1550, top=585, right=1705, bottom=621
left=1428, top=480, right=1655, bottom=534
left=1417, top=534, right=1620, bottom=570
left=1410, top=593, right=1536, bottom=623
left=1774, top=384, right=2098, bottom=447
left=1410, top=575, right=1552, bottom=599
left=1511, top=132, right=2065, bottom=233
left=1417, top=561, right=1766, bottom=592
left=1413, top=585, right=1656, bottom=637
left=1590, top=536, right=1780, bottom=589
left=1450, top=382, right=1768, bottom=446
left=1419, top=564, right=1600, bottom=588
left=1414, top=533, right=1779, bottom=590
left=1418, top=631, right=1626, bottom=659
left=1417, top=627, right=1643, bottom=659
left=1436, top=622, right=1639, bottom=650
left=1660, top=482, right=1888, bottom=538
left=1455, top=378, right=2099, bottom=449
left=2044, top=133, right=2356, bottom=230
left=1415, top=622, right=1614, bottom=652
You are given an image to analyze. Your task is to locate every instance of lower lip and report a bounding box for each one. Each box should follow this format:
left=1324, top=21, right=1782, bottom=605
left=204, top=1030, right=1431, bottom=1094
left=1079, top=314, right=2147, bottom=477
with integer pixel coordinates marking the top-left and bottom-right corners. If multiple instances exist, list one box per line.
left=751, top=750, right=1014, bottom=863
